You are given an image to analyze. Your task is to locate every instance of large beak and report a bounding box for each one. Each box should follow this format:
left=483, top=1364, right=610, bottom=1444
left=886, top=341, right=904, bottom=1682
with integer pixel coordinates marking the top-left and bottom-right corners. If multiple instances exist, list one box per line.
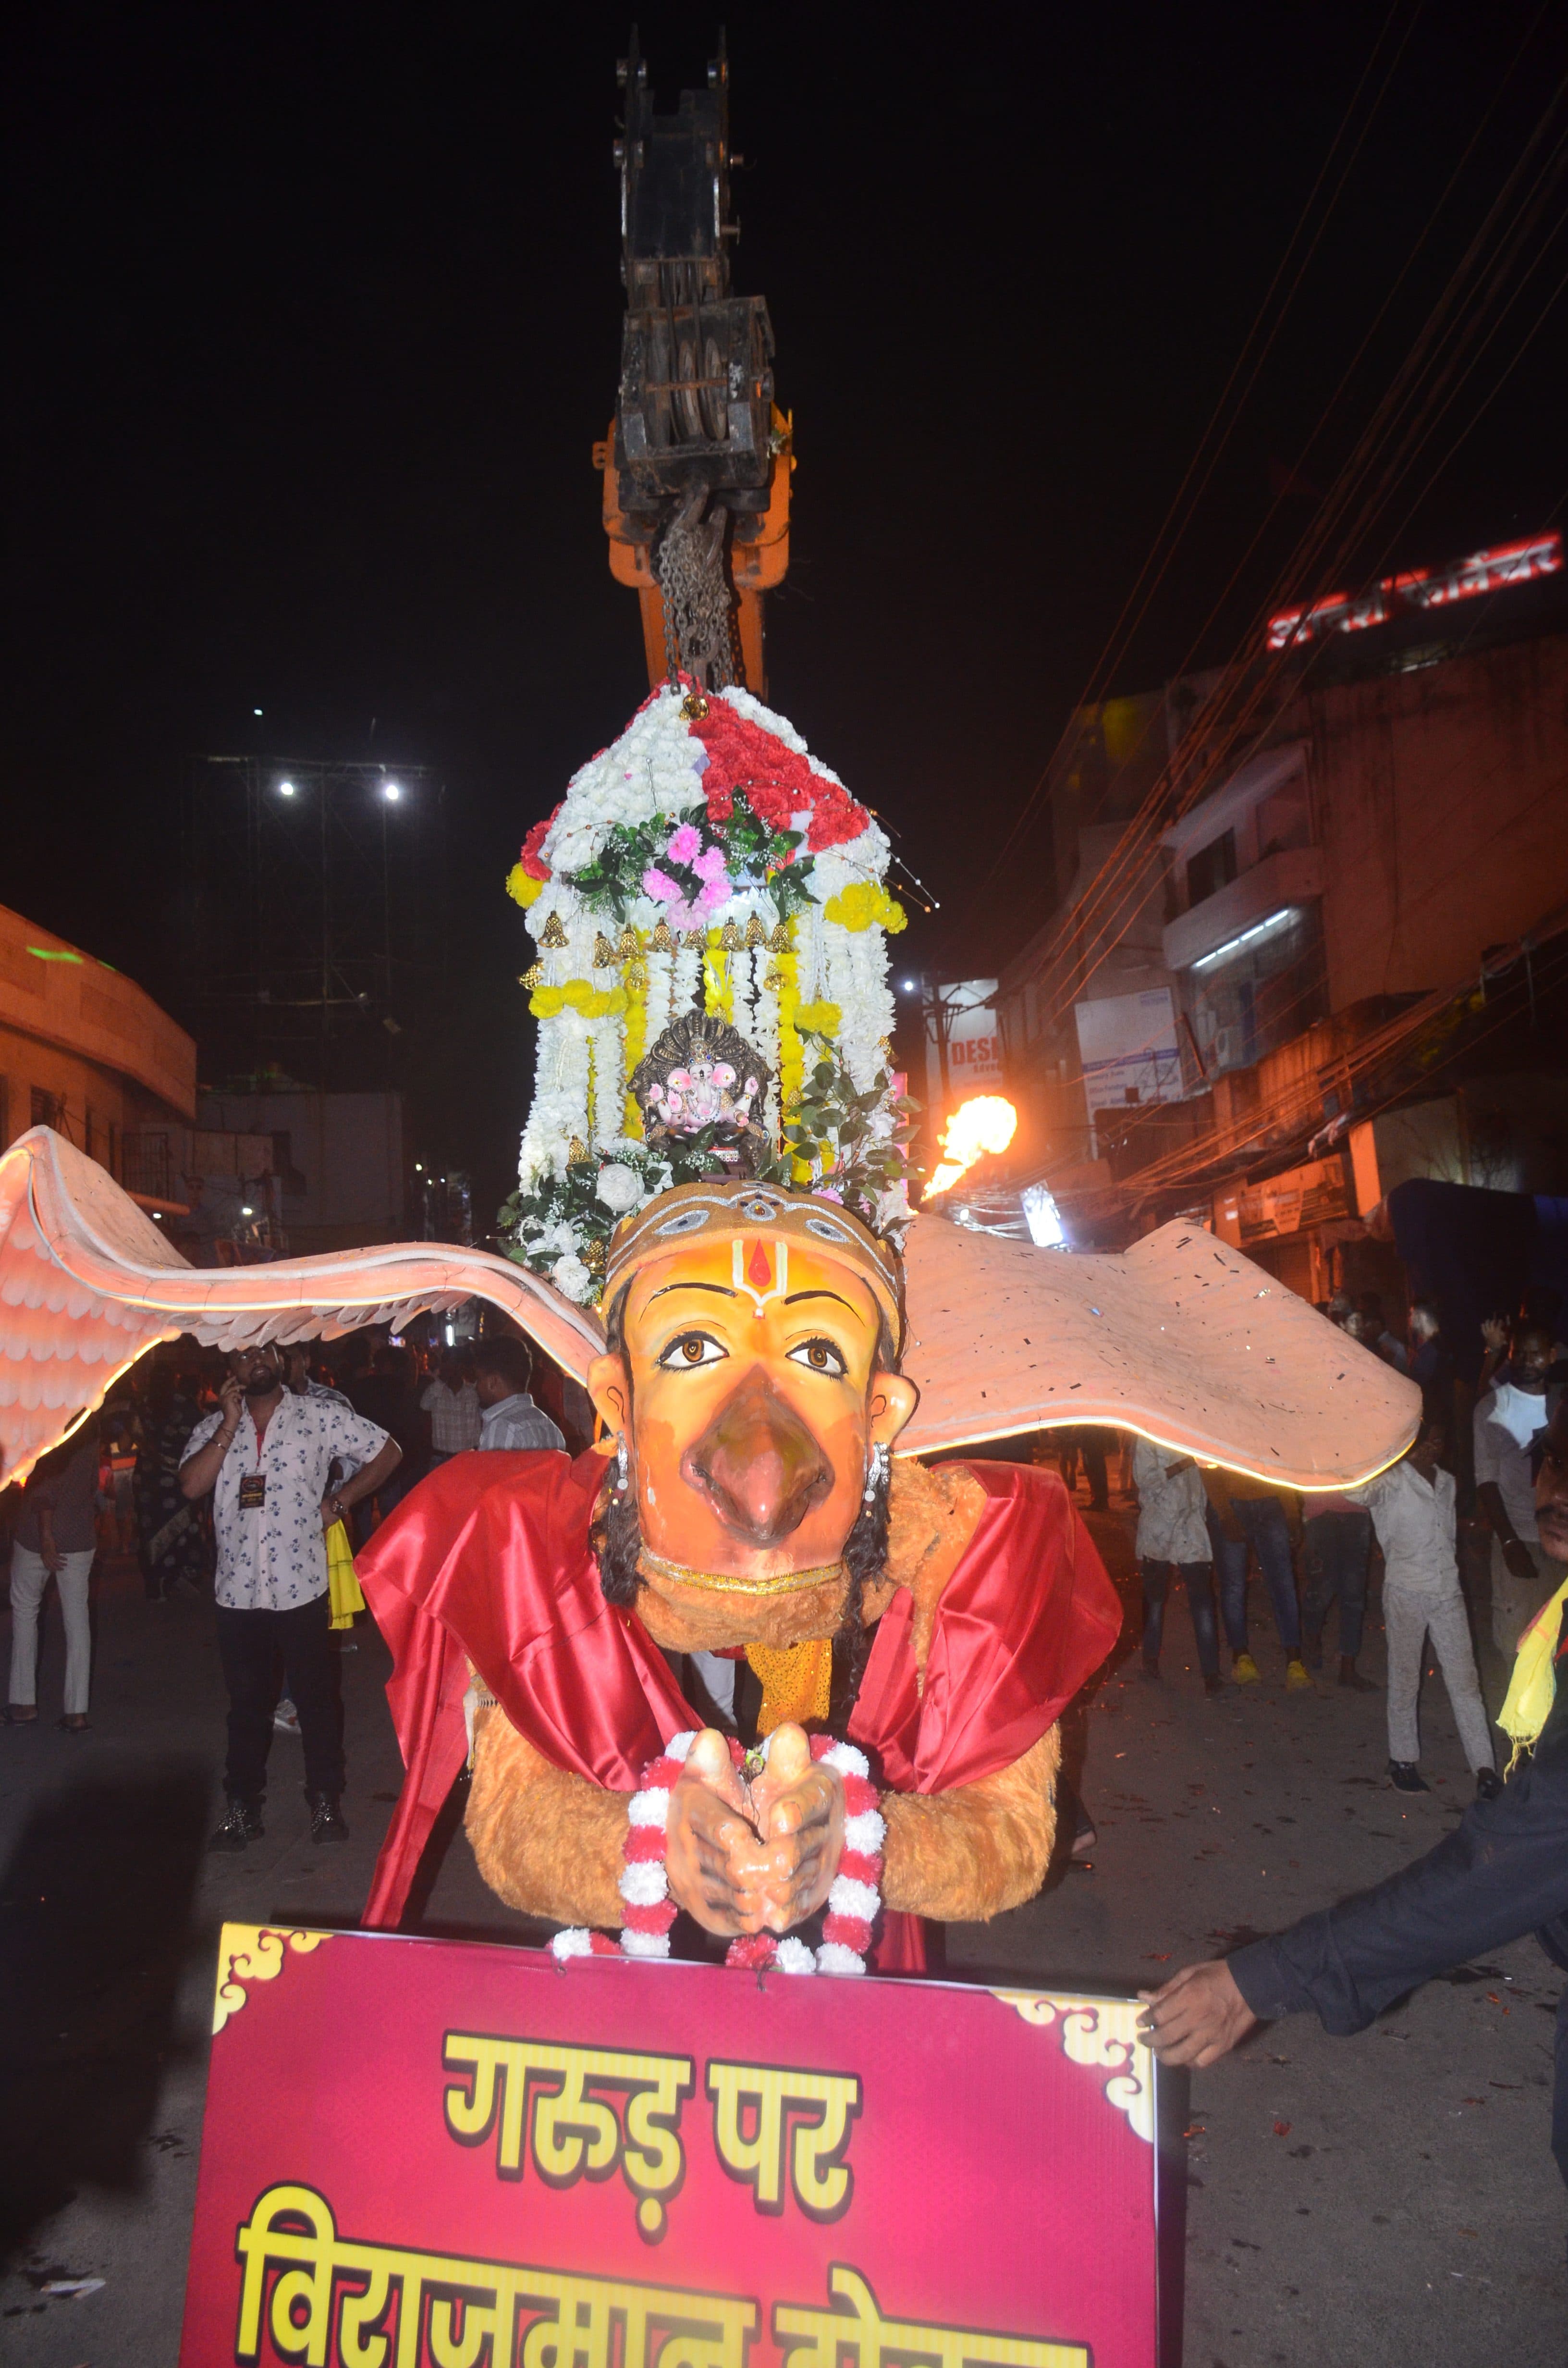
left=682, top=1370, right=834, bottom=1549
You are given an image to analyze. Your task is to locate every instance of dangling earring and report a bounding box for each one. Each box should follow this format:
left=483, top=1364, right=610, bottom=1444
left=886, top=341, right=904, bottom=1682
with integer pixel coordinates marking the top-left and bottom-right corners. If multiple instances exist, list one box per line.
left=863, top=1441, right=889, bottom=1505
left=615, top=1434, right=630, bottom=1495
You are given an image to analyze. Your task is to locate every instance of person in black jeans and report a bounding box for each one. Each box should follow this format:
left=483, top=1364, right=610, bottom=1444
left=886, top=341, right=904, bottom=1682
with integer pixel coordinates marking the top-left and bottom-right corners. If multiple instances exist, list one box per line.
left=1139, top=1398, right=1568, bottom=2194
left=1299, top=1490, right=1375, bottom=1690
left=180, top=1344, right=402, bottom=1849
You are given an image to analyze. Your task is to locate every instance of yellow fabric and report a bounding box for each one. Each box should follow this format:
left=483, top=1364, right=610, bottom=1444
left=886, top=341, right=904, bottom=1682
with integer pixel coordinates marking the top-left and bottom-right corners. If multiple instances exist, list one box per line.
left=326, top=1520, right=365, bottom=1631
left=1498, top=1572, right=1568, bottom=1773
left=746, top=1638, right=833, bottom=1735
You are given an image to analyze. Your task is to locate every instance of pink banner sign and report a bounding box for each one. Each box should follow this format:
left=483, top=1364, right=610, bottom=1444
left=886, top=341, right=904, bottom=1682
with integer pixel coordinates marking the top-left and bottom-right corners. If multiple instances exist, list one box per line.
left=181, top=1925, right=1180, bottom=2368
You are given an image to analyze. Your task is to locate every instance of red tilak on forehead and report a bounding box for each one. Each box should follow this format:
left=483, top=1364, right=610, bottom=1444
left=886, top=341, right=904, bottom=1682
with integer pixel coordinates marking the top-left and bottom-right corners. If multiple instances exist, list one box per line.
left=746, top=1240, right=772, bottom=1290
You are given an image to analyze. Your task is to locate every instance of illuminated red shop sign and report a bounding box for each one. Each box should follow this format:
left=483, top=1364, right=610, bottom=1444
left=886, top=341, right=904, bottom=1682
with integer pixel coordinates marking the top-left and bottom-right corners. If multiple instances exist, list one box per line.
left=1266, top=531, right=1562, bottom=651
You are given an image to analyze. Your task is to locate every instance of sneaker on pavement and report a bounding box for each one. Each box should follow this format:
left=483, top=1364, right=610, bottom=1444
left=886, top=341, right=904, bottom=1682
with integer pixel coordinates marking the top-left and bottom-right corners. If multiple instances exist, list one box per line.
left=207, top=1797, right=265, bottom=1852
left=1285, top=1658, right=1313, bottom=1692
left=1232, top=1652, right=1261, bottom=1685
left=1388, top=1759, right=1430, bottom=1793
left=308, top=1792, right=349, bottom=1844
left=1337, top=1659, right=1378, bottom=1692
left=1474, top=1768, right=1503, bottom=1801
left=273, top=1699, right=301, bottom=1735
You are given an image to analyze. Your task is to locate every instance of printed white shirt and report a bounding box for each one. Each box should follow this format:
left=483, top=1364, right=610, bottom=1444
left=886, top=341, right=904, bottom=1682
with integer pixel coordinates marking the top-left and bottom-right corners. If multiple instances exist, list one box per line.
left=1351, top=1460, right=1459, bottom=1598
left=477, top=1392, right=565, bottom=1454
left=183, top=1392, right=390, bottom=1611
left=1132, top=1438, right=1212, bottom=1564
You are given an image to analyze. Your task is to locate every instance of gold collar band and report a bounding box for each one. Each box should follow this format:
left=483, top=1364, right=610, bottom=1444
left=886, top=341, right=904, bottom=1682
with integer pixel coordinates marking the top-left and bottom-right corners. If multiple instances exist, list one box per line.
left=637, top=1543, right=847, bottom=1599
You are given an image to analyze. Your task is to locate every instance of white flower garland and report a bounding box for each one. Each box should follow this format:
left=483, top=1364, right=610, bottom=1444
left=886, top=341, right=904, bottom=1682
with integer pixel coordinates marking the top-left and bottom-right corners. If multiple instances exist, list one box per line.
left=550, top=1730, right=886, bottom=1975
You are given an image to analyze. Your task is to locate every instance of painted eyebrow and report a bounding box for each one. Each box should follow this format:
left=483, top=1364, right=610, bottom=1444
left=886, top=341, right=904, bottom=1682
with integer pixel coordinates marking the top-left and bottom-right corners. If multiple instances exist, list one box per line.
left=783, top=1290, right=858, bottom=1312
left=647, top=1282, right=737, bottom=1302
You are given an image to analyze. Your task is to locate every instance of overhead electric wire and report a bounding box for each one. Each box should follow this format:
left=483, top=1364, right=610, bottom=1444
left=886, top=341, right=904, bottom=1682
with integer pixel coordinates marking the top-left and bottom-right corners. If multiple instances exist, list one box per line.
left=976, top=36, right=1568, bottom=1031
left=959, top=0, right=1419, bottom=924
left=1010, top=68, right=1568, bottom=1039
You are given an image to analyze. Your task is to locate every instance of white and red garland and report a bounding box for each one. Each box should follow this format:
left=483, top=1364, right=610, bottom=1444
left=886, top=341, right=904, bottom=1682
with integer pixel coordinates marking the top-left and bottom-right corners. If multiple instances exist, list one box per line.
left=549, top=1728, right=885, bottom=1976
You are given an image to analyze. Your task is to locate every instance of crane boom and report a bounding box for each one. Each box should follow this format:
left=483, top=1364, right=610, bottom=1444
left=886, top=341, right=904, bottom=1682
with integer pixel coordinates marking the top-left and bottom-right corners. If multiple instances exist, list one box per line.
left=595, top=31, right=792, bottom=696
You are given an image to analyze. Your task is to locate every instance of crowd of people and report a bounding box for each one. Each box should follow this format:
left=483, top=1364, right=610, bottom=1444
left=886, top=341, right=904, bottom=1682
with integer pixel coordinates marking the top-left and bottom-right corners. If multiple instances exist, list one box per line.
left=0, top=1326, right=576, bottom=1786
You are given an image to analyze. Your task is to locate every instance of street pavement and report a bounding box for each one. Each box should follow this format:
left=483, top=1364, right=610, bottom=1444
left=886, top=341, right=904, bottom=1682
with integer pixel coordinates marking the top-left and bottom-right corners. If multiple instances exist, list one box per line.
left=0, top=1483, right=1564, bottom=2366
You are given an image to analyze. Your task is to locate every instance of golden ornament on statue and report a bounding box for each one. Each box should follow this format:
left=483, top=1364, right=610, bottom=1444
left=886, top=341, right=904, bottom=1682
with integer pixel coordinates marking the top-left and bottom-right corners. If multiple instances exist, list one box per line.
left=591, top=932, right=617, bottom=969
left=519, top=964, right=544, bottom=989
left=744, top=914, right=768, bottom=949
left=615, top=925, right=639, bottom=961
left=683, top=928, right=707, bottom=950
left=680, top=691, right=710, bottom=721
left=719, top=919, right=742, bottom=952
left=649, top=918, right=677, bottom=955
left=539, top=913, right=568, bottom=950
left=566, top=1135, right=591, bottom=1167
left=763, top=966, right=786, bottom=992
left=768, top=920, right=793, bottom=953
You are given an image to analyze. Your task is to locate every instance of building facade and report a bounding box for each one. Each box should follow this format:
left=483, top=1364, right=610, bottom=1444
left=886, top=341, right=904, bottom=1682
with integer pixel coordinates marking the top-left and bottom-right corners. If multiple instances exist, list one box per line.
left=993, top=538, right=1568, bottom=1309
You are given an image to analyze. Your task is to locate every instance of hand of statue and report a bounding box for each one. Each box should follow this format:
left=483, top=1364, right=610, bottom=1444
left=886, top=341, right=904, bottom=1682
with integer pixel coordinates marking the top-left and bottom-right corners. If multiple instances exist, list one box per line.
left=746, top=1723, right=846, bottom=1935
left=664, top=1728, right=772, bottom=1937
left=1137, top=1961, right=1259, bottom=2068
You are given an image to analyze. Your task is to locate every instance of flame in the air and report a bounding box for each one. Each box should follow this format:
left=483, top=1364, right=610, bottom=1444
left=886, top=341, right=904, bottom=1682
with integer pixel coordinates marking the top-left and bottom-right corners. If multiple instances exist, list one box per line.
left=926, top=1095, right=1018, bottom=1197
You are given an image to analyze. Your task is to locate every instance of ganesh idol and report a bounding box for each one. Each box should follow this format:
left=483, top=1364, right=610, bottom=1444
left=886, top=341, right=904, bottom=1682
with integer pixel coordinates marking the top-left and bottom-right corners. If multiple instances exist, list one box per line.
left=0, top=682, right=1419, bottom=1974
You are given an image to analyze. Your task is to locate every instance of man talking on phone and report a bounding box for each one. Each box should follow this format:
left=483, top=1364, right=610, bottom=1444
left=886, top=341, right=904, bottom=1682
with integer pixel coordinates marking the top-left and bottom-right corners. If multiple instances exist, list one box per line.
left=181, top=1343, right=402, bottom=1850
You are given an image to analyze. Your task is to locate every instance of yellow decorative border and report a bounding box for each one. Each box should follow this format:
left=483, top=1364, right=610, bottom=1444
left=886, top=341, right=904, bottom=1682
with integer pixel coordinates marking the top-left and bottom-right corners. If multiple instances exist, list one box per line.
left=990, top=1991, right=1153, bottom=2144
left=213, top=1923, right=332, bottom=2035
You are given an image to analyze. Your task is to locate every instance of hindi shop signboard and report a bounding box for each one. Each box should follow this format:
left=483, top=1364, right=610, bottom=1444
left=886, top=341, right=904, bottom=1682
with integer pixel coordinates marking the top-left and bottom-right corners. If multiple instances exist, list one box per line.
left=181, top=1924, right=1179, bottom=2368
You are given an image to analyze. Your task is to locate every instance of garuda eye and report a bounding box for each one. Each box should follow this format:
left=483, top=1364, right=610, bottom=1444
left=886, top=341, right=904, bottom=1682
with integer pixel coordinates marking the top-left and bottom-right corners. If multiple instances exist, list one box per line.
left=657, top=1332, right=729, bottom=1369
left=786, top=1338, right=847, bottom=1378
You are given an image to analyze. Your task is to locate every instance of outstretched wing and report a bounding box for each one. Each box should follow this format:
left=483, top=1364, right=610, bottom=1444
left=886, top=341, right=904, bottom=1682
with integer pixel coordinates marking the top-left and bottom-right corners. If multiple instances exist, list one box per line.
left=0, top=1129, right=604, bottom=1487
left=898, top=1210, right=1420, bottom=1488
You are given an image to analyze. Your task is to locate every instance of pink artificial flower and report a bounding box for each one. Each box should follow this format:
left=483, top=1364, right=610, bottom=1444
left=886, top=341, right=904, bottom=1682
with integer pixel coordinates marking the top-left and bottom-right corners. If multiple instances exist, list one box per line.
left=665, top=822, right=702, bottom=865
left=699, top=875, right=731, bottom=911
left=641, top=866, right=681, bottom=903
left=669, top=900, right=704, bottom=933
left=692, top=844, right=728, bottom=883
left=813, top=1184, right=845, bottom=1204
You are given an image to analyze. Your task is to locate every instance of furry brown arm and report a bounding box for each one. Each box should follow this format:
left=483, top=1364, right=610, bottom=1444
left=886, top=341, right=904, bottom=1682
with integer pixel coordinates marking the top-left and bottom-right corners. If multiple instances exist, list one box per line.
left=464, top=1706, right=629, bottom=1927
left=881, top=1723, right=1061, bottom=1922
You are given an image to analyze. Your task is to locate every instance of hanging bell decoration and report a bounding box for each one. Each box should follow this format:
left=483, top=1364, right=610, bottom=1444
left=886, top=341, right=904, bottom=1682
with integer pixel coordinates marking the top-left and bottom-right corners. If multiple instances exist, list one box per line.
left=615, top=924, right=639, bottom=962
left=583, top=1235, right=608, bottom=1278
left=566, top=1135, right=591, bottom=1167
left=762, top=967, right=786, bottom=992
left=591, top=932, right=617, bottom=969
left=719, top=919, right=742, bottom=952
left=519, top=963, right=544, bottom=989
left=768, top=920, right=793, bottom=953
left=539, top=912, right=568, bottom=950
left=683, top=928, right=707, bottom=950
left=649, top=918, right=677, bottom=955
left=681, top=691, right=710, bottom=722
left=744, top=914, right=768, bottom=949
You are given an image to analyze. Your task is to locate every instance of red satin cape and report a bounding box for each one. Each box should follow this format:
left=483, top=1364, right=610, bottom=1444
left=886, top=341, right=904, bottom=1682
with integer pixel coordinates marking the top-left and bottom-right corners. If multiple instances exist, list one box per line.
left=357, top=1448, right=1121, bottom=1962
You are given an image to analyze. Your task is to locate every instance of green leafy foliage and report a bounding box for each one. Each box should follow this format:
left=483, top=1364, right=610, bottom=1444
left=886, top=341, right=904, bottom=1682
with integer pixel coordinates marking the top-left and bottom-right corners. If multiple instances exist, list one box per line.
left=562, top=791, right=815, bottom=925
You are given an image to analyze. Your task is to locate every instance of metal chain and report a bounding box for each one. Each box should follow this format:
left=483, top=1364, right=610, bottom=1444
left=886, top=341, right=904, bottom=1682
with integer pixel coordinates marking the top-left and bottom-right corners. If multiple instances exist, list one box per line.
left=653, top=493, right=739, bottom=690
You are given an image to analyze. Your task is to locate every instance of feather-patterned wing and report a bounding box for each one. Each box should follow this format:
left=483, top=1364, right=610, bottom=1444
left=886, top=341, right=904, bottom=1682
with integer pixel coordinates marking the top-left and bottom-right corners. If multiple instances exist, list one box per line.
left=0, top=1129, right=604, bottom=1486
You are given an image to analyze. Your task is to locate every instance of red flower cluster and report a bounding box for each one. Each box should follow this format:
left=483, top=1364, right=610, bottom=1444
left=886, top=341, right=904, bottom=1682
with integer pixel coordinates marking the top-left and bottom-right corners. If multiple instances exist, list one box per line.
left=518, top=806, right=560, bottom=882
left=691, top=699, right=868, bottom=851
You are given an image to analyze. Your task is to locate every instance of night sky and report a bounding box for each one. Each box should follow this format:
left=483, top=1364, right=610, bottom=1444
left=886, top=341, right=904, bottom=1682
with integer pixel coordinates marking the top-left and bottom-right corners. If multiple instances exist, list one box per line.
left=9, top=3, right=1566, bottom=1220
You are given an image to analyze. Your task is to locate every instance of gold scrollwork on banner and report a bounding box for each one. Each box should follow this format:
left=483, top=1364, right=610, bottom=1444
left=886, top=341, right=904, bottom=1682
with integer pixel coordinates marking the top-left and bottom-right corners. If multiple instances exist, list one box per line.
left=706, top=2061, right=861, bottom=2220
left=212, top=1925, right=332, bottom=2036
left=774, top=2263, right=1090, bottom=2368
left=442, top=2033, right=695, bottom=2240
left=233, top=2183, right=758, bottom=2368
left=988, top=1992, right=1153, bottom=2144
